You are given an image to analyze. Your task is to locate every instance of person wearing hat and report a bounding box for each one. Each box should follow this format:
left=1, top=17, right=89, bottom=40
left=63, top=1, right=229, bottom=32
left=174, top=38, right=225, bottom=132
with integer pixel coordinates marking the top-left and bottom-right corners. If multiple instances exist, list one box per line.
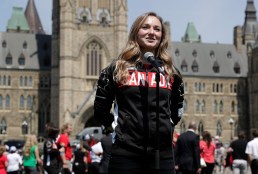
left=0, top=145, right=8, bottom=174
left=7, top=146, right=22, bottom=174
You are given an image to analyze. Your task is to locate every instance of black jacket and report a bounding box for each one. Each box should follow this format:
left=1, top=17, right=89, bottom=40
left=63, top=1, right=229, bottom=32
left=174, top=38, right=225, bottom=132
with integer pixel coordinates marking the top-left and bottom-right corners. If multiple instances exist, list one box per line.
left=94, top=60, right=184, bottom=157
left=175, top=130, right=201, bottom=172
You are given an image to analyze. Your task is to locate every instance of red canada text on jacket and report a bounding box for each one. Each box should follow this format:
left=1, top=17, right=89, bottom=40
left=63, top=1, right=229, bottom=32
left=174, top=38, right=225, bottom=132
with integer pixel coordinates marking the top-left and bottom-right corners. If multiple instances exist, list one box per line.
left=119, top=71, right=173, bottom=89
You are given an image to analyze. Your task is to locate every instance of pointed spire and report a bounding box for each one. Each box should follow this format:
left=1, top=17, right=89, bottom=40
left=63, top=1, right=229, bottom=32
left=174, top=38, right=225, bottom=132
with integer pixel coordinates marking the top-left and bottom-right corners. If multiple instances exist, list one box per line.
left=24, top=0, right=45, bottom=34
left=242, top=0, right=258, bottom=43
left=181, top=22, right=201, bottom=43
left=245, top=0, right=256, bottom=22
left=7, top=7, right=30, bottom=33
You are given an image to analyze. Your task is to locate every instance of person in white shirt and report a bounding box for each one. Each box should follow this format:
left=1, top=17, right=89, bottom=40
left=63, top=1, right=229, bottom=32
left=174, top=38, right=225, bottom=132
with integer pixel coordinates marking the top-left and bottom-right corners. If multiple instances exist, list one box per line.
left=245, top=129, right=258, bottom=174
left=89, top=141, right=103, bottom=174
left=7, top=146, right=22, bottom=174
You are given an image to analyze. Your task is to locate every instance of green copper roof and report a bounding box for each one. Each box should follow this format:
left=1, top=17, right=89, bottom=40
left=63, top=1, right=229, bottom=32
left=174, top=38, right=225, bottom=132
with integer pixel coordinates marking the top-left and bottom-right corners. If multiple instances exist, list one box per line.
left=7, top=7, right=30, bottom=31
left=182, top=22, right=201, bottom=43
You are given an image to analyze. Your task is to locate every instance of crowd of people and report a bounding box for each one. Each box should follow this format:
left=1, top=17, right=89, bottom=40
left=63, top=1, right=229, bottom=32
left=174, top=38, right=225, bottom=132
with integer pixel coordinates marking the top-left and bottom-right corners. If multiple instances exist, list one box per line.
left=174, top=121, right=258, bottom=174
left=0, top=122, right=112, bottom=174
left=0, top=123, right=257, bottom=174
left=1, top=10, right=258, bottom=174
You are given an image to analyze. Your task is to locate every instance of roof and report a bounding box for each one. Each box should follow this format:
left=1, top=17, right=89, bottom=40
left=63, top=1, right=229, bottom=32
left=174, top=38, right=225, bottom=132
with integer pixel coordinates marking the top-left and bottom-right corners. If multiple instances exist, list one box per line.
left=171, top=42, right=248, bottom=78
left=24, top=0, right=45, bottom=34
left=7, top=7, right=30, bottom=32
left=182, top=22, right=201, bottom=43
left=0, top=32, right=51, bottom=70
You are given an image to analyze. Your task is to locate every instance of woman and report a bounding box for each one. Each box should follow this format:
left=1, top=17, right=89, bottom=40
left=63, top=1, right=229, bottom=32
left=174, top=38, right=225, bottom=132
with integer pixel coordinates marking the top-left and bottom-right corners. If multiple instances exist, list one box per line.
left=200, top=131, right=216, bottom=174
left=72, top=141, right=88, bottom=174
left=94, top=12, right=184, bottom=174
left=23, top=135, right=42, bottom=174
left=43, top=125, right=60, bottom=174
left=0, top=145, right=8, bottom=174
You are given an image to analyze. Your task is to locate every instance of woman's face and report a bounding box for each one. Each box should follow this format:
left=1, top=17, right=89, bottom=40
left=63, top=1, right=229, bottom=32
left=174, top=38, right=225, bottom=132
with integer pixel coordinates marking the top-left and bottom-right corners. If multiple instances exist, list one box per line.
left=137, top=16, right=162, bottom=54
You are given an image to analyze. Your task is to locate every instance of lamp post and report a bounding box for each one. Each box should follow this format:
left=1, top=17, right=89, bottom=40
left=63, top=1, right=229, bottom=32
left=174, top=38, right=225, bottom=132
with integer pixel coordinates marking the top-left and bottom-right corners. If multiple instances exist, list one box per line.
left=22, top=120, right=28, bottom=140
left=228, top=118, right=234, bottom=141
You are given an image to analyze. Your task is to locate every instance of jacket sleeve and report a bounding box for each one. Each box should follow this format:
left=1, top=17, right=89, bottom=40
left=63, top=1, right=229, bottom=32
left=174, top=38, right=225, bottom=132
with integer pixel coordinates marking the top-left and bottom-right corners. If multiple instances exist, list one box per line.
left=170, top=71, right=184, bottom=126
left=94, top=63, right=116, bottom=129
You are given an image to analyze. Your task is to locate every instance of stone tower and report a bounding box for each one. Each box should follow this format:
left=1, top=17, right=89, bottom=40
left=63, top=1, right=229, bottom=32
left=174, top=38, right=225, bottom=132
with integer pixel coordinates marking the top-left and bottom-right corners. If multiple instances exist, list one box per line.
left=51, top=0, right=128, bottom=132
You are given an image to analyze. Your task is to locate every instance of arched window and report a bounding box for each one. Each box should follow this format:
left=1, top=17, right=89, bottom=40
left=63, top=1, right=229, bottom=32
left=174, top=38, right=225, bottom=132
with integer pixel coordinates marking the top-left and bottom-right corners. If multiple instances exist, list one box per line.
left=181, top=60, right=187, bottom=72
left=198, top=82, right=202, bottom=92
left=7, top=76, right=11, bottom=86
left=3, top=76, right=6, bottom=86
left=201, top=100, right=205, bottom=113
left=192, top=60, right=199, bottom=72
left=195, top=82, right=198, bottom=92
left=219, top=100, right=223, bottom=113
left=210, top=50, right=215, bottom=58
left=198, top=121, right=204, bottom=135
left=5, top=95, right=10, bottom=109
left=0, top=118, right=7, bottom=134
left=86, top=41, right=103, bottom=76
left=23, top=41, right=27, bottom=49
left=28, top=76, right=33, bottom=87
left=234, top=62, right=240, bottom=74
left=213, top=100, right=218, bottom=113
left=230, top=84, right=233, bottom=93
left=175, top=49, right=180, bottom=57
left=216, top=121, right=222, bottom=136
left=192, top=49, right=197, bottom=57
left=212, top=83, right=215, bottom=92
left=195, top=99, right=200, bottom=112
left=27, top=95, right=32, bottom=110
left=227, top=51, right=232, bottom=58
left=20, top=76, right=23, bottom=86
left=24, top=76, right=28, bottom=86
left=5, top=53, right=12, bottom=65
left=20, top=95, right=25, bottom=110
left=220, top=84, right=223, bottom=93
left=2, top=40, right=7, bottom=48
left=18, top=54, right=25, bottom=66
left=213, top=61, right=220, bottom=73
left=231, top=101, right=235, bottom=113
left=0, top=95, right=2, bottom=109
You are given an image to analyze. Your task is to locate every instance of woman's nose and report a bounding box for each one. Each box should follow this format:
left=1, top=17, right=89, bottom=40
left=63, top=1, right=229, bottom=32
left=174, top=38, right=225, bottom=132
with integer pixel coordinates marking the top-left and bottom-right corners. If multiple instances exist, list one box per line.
left=149, top=28, right=154, bottom=34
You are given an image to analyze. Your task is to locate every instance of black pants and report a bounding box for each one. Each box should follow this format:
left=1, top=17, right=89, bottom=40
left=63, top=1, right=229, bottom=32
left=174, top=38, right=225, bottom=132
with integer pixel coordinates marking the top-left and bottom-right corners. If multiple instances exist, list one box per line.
left=73, top=164, right=86, bottom=174
left=7, top=171, right=19, bottom=174
left=201, top=162, right=215, bottom=174
left=108, top=154, right=175, bottom=174
left=44, top=165, right=60, bottom=174
left=251, top=159, right=258, bottom=174
left=88, top=162, right=100, bottom=174
left=178, top=170, right=197, bottom=174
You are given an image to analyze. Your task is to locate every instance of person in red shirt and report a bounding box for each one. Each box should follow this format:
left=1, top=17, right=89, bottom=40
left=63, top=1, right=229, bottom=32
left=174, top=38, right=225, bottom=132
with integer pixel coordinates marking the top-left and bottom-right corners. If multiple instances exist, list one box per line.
left=57, top=123, right=73, bottom=174
left=0, top=145, right=8, bottom=174
left=200, top=131, right=216, bottom=174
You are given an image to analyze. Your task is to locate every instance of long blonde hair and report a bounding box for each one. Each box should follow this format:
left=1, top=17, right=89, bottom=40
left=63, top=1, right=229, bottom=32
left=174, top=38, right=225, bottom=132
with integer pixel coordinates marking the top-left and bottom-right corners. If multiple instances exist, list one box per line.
left=114, top=11, right=177, bottom=84
left=24, top=134, right=38, bottom=157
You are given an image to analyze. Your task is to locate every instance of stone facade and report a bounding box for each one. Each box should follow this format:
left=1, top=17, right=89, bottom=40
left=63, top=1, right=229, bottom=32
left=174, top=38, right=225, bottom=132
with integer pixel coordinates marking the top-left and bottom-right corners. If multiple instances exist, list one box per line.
left=1, top=0, right=258, bottom=143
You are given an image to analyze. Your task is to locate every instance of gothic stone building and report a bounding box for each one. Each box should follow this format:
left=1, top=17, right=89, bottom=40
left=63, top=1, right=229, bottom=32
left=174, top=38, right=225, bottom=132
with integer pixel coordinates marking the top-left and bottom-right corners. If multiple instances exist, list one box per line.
left=0, top=0, right=257, bottom=143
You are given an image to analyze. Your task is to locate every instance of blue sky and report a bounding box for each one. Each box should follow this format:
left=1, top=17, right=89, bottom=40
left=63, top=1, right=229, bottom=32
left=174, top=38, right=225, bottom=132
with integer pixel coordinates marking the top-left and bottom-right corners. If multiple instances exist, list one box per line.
left=0, top=0, right=256, bottom=44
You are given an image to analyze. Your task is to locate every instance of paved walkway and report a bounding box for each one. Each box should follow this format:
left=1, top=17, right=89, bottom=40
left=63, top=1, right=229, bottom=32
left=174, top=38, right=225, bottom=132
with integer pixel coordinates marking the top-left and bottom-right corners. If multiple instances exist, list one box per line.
left=213, top=166, right=252, bottom=174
